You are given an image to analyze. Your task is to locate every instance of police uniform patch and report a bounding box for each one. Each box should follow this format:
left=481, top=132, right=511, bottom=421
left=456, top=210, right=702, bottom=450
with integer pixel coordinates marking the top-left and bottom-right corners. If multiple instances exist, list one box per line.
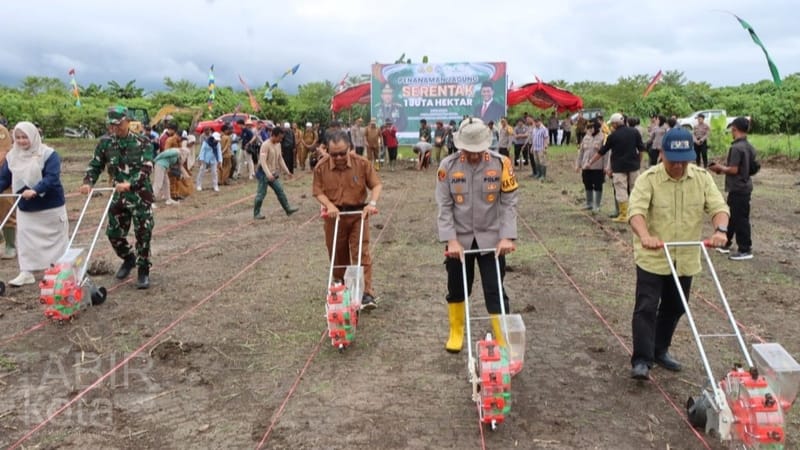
left=485, top=169, right=498, bottom=177
left=438, top=168, right=446, bottom=181
left=455, top=194, right=464, bottom=204
left=500, top=157, right=519, bottom=193
left=486, top=194, right=496, bottom=203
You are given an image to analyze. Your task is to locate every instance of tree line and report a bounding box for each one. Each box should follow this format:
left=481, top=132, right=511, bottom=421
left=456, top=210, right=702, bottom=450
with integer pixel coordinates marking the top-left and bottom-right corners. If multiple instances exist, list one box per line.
left=1, top=70, right=798, bottom=138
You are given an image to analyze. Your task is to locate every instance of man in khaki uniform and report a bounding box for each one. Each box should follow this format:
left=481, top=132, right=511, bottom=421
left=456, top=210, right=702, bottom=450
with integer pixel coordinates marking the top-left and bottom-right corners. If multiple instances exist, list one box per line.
left=313, top=130, right=383, bottom=310
left=299, top=122, right=317, bottom=171
left=0, top=124, right=15, bottom=259
left=436, top=118, right=519, bottom=353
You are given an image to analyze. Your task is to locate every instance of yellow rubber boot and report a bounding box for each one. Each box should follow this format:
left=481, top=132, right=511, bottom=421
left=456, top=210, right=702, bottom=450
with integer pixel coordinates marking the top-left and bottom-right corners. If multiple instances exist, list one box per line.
left=445, top=302, right=465, bottom=353
left=490, top=315, right=507, bottom=348
left=611, top=201, right=629, bottom=223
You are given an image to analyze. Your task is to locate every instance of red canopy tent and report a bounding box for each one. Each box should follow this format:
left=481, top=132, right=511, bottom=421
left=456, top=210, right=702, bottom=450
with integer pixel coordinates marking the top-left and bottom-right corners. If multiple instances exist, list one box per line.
left=331, top=82, right=371, bottom=113
left=506, top=81, right=583, bottom=112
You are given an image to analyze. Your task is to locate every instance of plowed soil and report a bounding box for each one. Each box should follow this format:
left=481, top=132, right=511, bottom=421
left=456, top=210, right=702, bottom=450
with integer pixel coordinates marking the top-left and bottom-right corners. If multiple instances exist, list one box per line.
left=1, top=142, right=798, bottom=449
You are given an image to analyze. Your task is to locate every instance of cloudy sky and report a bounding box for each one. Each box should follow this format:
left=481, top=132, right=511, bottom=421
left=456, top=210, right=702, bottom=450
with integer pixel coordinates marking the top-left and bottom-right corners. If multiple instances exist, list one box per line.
left=1, top=0, right=798, bottom=93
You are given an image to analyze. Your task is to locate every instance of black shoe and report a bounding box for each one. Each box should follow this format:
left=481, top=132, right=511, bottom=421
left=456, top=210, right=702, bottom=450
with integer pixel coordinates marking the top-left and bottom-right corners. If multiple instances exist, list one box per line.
left=630, top=363, right=650, bottom=380
left=115, top=256, right=136, bottom=280
left=655, top=352, right=682, bottom=372
left=254, top=214, right=266, bottom=220
left=286, top=207, right=299, bottom=216
left=136, top=267, right=150, bottom=290
left=361, top=294, right=378, bottom=311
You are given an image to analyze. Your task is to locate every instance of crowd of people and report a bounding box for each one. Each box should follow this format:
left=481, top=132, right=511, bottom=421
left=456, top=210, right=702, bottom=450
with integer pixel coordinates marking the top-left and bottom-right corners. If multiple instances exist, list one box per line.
left=0, top=103, right=762, bottom=387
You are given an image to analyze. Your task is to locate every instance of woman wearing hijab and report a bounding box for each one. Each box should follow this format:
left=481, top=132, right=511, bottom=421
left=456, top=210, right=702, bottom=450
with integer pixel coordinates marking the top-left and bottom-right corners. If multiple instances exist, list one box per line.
left=575, top=119, right=608, bottom=213
left=0, top=122, right=68, bottom=286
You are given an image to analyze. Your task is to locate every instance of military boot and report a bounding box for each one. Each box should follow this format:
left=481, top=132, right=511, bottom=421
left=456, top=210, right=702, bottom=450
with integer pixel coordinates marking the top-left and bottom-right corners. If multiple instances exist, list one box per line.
left=115, top=255, right=136, bottom=279
left=136, top=266, right=150, bottom=290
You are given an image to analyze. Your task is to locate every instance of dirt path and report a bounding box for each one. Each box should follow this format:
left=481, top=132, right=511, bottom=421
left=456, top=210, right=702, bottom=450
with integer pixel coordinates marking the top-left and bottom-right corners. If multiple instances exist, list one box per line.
left=0, top=151, right=798, bottom=449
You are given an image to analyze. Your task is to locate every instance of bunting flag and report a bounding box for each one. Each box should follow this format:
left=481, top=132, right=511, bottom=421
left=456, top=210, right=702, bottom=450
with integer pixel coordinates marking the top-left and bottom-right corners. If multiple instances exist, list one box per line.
left=335, top=72, right=349, bottom=93
left=207, top=64, right=216, bottom=111
left=733, top=14, right=781, bottom=86
left=508, top=80, right=515, bottom=90
left=238, top=74, right=261, bottom=111
left=68, top=68, right=81, bottom=107
left=642, top=69, right=663, bottom=98
left=263, top=63, right=301, bottom=99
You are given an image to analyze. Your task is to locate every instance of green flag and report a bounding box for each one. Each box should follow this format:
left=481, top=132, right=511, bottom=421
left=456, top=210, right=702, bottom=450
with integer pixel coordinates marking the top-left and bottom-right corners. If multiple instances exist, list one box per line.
left=735, top=15, right=781, bottom=86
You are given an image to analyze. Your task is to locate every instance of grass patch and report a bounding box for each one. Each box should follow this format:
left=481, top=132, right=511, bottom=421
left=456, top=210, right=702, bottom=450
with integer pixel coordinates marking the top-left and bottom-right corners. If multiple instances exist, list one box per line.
left=0, top=354, right=17, bottom=371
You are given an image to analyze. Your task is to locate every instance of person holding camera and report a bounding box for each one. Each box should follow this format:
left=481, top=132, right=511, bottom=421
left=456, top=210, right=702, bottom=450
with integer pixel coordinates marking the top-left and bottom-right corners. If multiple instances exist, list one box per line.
left=253, top=127, right=298, bottom=220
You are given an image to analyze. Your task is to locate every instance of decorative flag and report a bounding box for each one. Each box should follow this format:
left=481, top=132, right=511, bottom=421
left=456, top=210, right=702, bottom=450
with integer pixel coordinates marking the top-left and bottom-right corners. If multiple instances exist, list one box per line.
left=335, top=72, right=349, bottom=93
left=642, top=70, right=663, bottom=98
left=68, top=68, right=81, bottom=107
left=264, top=64, right=301, bottom=99
left=733, top=15, right=781, bottom=86
left=508, top=80, right=515, bottom=90
left=238, top=74, right=261, bottom=111
left=207, top=64, right=216, bottom=111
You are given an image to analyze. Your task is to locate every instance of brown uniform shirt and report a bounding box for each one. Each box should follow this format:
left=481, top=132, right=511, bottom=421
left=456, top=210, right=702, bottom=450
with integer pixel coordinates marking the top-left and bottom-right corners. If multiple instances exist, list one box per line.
left=365, top=126, right=381, bottom=148
left=312, top=153, right=381, bottom=207
left=220, top=134, right=232, bottom=157
left=164, top=134, right=181, bottom=150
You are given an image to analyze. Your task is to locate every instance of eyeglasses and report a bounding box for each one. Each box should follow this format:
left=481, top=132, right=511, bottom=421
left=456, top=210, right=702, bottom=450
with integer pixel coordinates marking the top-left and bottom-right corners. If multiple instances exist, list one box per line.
left=329, top=151, right=348, bottom=158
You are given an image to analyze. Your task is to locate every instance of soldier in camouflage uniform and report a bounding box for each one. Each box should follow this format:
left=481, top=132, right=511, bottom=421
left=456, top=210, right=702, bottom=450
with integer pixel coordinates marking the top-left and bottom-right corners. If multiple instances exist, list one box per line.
left=80, top=106, right=154, bottom=289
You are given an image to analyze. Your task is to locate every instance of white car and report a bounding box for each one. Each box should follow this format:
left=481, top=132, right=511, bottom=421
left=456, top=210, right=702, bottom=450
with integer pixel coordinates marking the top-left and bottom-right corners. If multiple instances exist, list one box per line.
left=677, top=110, right=739, bottom=130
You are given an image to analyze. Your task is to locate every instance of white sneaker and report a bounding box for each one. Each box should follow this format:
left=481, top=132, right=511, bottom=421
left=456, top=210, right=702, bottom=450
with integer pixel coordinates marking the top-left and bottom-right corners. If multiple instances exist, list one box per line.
left=196, top=185, right=202, bottom=191
left=9, top=271, right=35, bottom=287
left=213, top=186, right=220, bottom=192
left=165, top=199, right=179, bottom=205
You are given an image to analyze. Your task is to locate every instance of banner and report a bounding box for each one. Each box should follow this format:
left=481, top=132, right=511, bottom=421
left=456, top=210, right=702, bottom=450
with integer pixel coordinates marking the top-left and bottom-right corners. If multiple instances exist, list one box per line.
left=371, top=62, right=507, bottom=144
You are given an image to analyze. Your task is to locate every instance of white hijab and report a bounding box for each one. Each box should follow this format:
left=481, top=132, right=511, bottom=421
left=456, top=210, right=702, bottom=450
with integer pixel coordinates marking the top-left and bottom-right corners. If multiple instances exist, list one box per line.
left=7, top=122, right=55, bottom=194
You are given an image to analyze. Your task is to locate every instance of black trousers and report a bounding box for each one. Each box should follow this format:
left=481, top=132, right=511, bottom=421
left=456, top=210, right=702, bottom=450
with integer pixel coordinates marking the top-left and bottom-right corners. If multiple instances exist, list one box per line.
left=513, top=143, right=527, bottom=164
left=727, top=192, right=752, bottom=252
left=355, top=146, right=364, bottom=156
left=582, top=169, right=604, bottom=192
left=563, top=130, right=571, bottom=146
left=445, top=240, right=509, bottom=314
left=548, top=129, right=558, bottom=145
left=498, top=147, right=509, bottom=158
left=387, top=146, right=398, bottom=161
left=632, top=266, right=692, bottom=367
left=695, top=141, right=708, bottom=167
left=648, top=148, right=660, bottom=167
left=576, top=131, right=586, bottom=145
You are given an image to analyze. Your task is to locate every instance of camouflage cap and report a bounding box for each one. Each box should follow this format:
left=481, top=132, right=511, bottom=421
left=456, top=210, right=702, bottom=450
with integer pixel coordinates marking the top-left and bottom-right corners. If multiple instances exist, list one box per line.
left=106, top=106, right=129, bottom=125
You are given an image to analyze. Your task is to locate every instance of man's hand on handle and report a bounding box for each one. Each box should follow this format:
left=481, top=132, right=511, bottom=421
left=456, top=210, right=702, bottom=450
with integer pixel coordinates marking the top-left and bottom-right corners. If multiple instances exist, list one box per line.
left=496, top=238, right=516, bottom=257
left=445, top=239, right=464, bottom=261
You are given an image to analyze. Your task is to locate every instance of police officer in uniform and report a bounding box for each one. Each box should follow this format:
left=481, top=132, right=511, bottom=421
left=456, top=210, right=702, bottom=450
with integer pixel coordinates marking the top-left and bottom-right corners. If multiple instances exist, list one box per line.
left=80, top=106, right=155, bottom=289
left=375, top=84, right=407, bottom=131
left=436, top=117, right=519, bottom=353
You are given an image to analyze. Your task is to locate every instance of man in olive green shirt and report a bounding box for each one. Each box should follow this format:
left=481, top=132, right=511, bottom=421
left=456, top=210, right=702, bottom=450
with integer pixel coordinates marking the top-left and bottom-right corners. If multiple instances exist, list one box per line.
left=627, top=128, right=729, bottom=380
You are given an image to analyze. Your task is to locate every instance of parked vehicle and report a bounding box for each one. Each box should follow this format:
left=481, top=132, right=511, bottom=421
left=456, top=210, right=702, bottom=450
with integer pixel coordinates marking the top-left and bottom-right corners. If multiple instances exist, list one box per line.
left=194, top=113, right=262, bottom=134
left=677, top=110, right=741, bottom=130
left=570, top=108, right=603, bottom=123
left=63, top=126, right=96, bottom=139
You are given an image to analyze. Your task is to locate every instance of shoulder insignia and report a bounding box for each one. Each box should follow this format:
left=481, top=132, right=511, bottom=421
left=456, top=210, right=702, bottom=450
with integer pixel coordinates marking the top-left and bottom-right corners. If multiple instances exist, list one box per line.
left=437, top=168, right=446, bottom=182
left=500, top=156, right=519, bottom=193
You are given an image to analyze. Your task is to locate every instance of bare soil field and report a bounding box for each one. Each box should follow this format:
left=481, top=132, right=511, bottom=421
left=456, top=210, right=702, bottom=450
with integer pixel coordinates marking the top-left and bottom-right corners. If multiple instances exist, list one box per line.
left=0, top=142, right=798, bottom=449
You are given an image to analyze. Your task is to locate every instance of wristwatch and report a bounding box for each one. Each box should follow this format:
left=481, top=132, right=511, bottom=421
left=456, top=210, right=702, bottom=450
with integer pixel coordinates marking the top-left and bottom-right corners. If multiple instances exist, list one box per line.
left=368, top=200, right=377, bottom=207
left=715, top=226, right=728, bottom=233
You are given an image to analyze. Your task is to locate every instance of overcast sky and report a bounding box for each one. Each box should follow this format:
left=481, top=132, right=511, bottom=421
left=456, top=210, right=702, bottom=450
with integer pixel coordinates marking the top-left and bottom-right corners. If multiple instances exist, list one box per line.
left=2, top=0, right=798, bottom=93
